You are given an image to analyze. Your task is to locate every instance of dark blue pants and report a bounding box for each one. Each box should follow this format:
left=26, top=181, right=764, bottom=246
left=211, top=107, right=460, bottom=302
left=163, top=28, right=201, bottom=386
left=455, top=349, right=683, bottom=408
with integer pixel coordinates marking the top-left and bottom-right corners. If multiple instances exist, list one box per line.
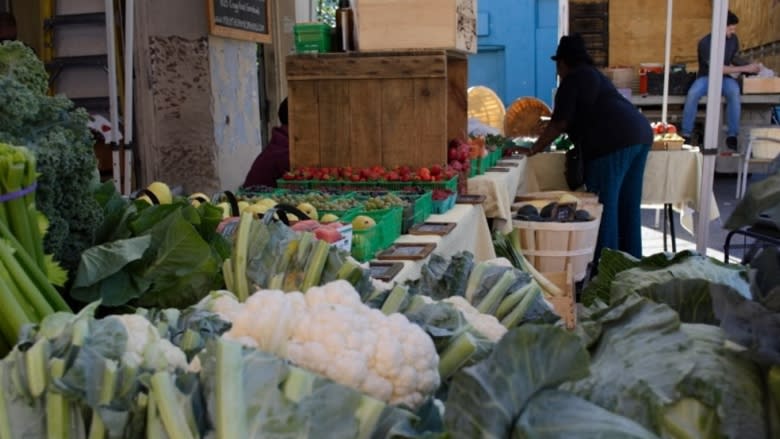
left=584, top=144, right=650, bottom=264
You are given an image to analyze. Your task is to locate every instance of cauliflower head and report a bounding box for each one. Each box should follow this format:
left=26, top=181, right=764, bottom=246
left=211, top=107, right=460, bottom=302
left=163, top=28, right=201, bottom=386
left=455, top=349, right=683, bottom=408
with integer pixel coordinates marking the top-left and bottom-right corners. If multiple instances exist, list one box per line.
left=443, top=296, right=507, bottom=343
left=222, top=280, right=441, bottom=409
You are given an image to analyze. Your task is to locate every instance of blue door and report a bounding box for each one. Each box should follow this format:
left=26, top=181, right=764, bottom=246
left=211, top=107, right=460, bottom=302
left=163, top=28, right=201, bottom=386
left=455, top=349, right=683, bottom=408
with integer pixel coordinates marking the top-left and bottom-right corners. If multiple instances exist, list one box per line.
left=467, top=0, right=559, bottom=108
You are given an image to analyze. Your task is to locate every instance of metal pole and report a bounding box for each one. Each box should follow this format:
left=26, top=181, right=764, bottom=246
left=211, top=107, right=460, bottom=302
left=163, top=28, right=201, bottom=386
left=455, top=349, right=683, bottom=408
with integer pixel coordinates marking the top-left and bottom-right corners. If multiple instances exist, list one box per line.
left=105, top=0, right=121, bottom=192
left=558, top=0, right=569, bottom=40
left=123, top=0, right=134, bottom=195
left=695, top=0, right=729, bottom=253
left=661, top=0, right=673, bottom=124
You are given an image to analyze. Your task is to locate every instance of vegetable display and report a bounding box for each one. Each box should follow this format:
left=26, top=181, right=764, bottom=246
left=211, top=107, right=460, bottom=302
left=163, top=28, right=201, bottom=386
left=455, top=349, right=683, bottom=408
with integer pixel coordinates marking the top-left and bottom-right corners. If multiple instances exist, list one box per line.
left=0, top=41, right=103, bottom=275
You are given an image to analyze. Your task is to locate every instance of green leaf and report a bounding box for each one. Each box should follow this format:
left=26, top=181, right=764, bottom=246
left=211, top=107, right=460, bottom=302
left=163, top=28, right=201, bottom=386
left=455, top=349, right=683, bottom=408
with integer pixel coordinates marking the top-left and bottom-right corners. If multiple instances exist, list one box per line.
left=133, top=211, right=222, bottom=309
left=563, top=295, right=695, bottom=432
left=677, top=324, right=767, bottom=439
left=659, top=398, right=720, bottom=439
left=70, top=236, right=152, bottom=301
left=724, top=171, right=780, bottom=230
left=444, top=325, right=590, bottom=439
left=581, top=249, right=641, bottom=306
left=513, top=390, right=660, bottom=439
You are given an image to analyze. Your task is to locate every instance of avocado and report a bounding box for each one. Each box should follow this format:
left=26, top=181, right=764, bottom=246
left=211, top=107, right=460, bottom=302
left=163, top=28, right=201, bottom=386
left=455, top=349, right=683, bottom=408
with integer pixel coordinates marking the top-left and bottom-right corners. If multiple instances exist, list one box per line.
left=540, top=202, right=557, bottom=219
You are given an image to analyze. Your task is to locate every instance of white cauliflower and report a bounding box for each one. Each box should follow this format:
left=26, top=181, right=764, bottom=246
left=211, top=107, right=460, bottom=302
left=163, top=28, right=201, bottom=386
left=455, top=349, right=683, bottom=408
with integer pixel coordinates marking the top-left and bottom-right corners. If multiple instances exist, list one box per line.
left=219, top=280, right=440, bottom=409
left=112, top=314, right=161, bottom=368
left=111, top=314, right=187, bottom=372
left=443, top=296, right=507, bottom=343
left=197, top=290, right=243, bottom=322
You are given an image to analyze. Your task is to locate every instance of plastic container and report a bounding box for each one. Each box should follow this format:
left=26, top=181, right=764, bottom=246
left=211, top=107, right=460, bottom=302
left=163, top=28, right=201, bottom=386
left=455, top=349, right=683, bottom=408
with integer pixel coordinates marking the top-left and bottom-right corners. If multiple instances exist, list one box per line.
left=638, top=63, right=663, bottom=95
left=294, top=22, right=332, bottom=54
left=398, top=190, right=433, bottom=233
left=432, top=193, right=456, bottom=214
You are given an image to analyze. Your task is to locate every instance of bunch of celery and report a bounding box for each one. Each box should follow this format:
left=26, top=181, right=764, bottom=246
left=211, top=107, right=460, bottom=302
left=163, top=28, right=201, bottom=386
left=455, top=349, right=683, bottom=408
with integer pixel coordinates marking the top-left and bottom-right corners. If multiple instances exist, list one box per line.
left=225, top=211, right=374, bottom=300
left=0, top=143, right=44, bottom=269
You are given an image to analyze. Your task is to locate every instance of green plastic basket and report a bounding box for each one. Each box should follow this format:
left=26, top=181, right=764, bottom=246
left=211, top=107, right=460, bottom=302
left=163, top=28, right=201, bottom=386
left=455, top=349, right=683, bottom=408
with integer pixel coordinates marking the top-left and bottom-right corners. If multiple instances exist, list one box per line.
left=294, top=22, right=331, bottom=54
left=384, top=175, right=459, bottom=193
left=344, top=206, right=403, bottom=250
left=398, top=191, right=433, bottom=233
left=349, top=227, right=383, bottom=262
left=276, top=179, right=312, bottom=190
left=432, top=194, right=457, bottom=215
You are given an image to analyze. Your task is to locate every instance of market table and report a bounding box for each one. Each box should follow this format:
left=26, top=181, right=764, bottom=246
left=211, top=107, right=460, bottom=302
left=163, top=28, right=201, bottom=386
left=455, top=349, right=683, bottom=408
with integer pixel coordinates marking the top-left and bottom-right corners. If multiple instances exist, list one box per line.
left=377, top=203, right=496, bottom=283
left=466, top=157, right=527, bottom=233
left=524, top=148, right=720, bottom=249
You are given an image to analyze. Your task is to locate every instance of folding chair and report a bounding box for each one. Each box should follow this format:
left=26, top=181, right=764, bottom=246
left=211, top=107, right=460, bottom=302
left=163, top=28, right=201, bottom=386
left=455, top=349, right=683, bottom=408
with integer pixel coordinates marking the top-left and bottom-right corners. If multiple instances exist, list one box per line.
left=736, top=127, right=780, bottom=199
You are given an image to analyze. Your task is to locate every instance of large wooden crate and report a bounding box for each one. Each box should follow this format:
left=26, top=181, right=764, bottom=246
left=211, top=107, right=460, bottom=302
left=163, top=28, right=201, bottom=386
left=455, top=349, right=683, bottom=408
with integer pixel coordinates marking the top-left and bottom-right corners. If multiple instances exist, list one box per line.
left=354, top=0, right=477, bottom=53
left=286, top=50, right=468, bottom=169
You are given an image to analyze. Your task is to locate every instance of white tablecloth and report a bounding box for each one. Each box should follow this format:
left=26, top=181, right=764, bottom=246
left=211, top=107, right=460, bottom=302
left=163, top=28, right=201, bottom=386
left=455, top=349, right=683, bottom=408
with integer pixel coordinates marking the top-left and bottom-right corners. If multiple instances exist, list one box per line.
left=385, top=204, right=496, bottom=283
left=467, top=157, right=527, bottom=233
left=525, top=148, right=720, bottom=232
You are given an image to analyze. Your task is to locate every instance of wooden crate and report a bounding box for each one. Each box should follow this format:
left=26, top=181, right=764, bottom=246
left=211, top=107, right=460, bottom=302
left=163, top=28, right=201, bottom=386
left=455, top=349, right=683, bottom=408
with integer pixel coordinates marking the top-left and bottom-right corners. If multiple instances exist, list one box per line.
left=743, top=77, right=780, bottom=94
left=286, top=50, right=468, bottom=169
left=544, top=265, right=576, bottom=330
left=354, top=0, right=476, bottom=53
left=652, top=139, right=684, bottom=151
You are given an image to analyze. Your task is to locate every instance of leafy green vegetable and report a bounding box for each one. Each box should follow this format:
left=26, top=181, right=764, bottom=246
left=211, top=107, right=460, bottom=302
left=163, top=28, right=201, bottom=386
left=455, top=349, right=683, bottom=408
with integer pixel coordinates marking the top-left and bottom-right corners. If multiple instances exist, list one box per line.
left=408, top=252, right=475, bottom=301
left=443, top=325, right=590, bottom=438
left=0, top=41, right=103, bottom=275
left=513, top=390, right=659, bottom=439
left=724, top=170, right=780, bottom=230
left=70, top=202, right=229, bottom=310
left=582, top=250, right=752, bottom=309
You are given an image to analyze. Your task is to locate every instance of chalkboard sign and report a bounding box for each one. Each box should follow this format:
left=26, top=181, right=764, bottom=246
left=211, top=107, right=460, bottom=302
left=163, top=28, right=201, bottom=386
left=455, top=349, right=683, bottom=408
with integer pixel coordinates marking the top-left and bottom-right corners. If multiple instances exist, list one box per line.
left=207, top=0, right=271, bottom=44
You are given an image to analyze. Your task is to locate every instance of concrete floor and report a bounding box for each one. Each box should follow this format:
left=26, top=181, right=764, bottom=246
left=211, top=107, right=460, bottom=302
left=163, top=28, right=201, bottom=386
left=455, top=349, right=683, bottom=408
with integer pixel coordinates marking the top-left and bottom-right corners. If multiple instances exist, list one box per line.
left=639, top=173, right=762, bottom=263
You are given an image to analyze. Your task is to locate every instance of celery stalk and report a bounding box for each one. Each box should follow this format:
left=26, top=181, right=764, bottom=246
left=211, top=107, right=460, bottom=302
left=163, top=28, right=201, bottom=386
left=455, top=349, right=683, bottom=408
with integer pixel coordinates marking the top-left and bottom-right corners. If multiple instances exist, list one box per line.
left=215, top=340, right=247, bottom=439
left=476, top=270, right=517, bottom=315
left=222, top=258, right=234, bottom=293
left=2, top=161, right=40, bottom=267
left=150, top=372, right=195, bottom=439
left=88, top=360, right=117, bottom=439
left=274, top=239, right=299, bottom=281
left=232, top=211, right=255, bottom=301
left=355, top=396, right=387, bottom=439
left=145, top=390, right=166, bottom=439
left=0, top=248, right=37, bottom=321
left=0, top=364, right=13, bottom=439
left=495, top=283, right=533, bottom=320
left=501, top=283, right=542, bottom=329
left=438, top=332, right=478, bottom=379
left=46, top=359, right=69, bottom=439
left=282, top=366, right=315, bottom=403
left=25, top=337, right=50, bottom=398
left=0, top=269, right=34, bottom=343
left=285, top=233, right=313, bottom=291
left=464, top=262, right=488, bottom=303
left=301, top=239, right=331, bottom=292
left=0, top=219, right=71, bottom=312
left=336, top=260, right=363, bottom=286
left=0, top=240, right=54, bottom=319
left=380, top=286, right=408, bottom=315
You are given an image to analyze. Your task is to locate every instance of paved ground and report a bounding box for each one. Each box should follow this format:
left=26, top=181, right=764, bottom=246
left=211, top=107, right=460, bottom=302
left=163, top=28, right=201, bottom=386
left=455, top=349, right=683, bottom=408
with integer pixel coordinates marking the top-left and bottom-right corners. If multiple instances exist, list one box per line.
left=639, top=173, right=755, bottom=263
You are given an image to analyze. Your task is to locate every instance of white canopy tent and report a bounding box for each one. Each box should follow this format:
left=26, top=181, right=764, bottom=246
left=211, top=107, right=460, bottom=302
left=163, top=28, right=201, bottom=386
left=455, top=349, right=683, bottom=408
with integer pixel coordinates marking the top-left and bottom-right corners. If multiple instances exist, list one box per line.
left=558, top=0, right=729, bottom=255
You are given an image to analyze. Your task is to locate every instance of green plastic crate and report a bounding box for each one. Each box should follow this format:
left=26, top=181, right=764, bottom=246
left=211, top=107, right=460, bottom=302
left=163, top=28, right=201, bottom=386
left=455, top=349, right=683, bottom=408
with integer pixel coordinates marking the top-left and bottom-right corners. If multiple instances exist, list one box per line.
left=294, top=22, right=331, bottom=53
left=398, top=191, right=433, bottom=233
left=344, top=206, right=403, bottom=250
left=276, top=179, right=312, bottom=190
left=384, top=175, right=458, bottom=193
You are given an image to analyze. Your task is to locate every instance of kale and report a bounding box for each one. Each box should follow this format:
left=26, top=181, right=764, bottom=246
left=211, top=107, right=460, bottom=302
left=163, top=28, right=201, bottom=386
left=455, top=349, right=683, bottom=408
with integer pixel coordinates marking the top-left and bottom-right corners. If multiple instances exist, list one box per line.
left=0, top=41, right=103, bottom=276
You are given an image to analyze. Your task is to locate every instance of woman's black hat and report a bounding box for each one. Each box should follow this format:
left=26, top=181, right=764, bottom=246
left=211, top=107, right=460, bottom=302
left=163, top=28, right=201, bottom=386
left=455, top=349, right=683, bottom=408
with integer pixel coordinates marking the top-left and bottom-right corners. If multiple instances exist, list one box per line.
left=551, top=33, right=594, bottom=65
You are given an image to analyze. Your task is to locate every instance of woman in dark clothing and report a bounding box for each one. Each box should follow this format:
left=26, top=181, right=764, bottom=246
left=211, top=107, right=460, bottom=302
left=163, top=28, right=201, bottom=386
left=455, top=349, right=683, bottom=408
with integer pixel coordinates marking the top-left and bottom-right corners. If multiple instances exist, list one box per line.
left=243, top=98, right=290, bottom=189
left=527, top=34, right=653, bottom=263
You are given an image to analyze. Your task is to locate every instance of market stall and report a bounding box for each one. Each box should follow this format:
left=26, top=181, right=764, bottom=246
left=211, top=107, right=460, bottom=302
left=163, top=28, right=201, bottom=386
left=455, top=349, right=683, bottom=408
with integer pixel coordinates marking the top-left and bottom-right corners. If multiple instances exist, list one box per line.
left=466, top=157, right=528, bottom=233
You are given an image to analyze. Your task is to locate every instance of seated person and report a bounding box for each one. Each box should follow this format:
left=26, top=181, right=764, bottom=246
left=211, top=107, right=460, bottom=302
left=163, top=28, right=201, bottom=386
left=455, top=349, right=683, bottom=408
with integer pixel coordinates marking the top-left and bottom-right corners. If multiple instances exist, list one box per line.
left=680, top=11, right=760, bottom=150
left=242, top=98, right=289, bottom=189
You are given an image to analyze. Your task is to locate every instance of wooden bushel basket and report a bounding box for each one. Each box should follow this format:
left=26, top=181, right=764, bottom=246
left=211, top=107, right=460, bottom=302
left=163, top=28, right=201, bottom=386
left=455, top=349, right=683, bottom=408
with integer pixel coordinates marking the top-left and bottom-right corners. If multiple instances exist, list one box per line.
left=512, top=203, right=603, bottom=282
left=544, top=264, right=576, bottom=329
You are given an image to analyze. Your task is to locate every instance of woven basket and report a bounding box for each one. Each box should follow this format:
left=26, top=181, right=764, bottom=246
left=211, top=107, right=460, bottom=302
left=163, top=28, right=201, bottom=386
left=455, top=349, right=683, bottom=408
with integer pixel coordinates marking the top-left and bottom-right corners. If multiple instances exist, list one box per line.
left=467, top=86, right=506, bottom=134
left=504, top=97, right=552, bottom=137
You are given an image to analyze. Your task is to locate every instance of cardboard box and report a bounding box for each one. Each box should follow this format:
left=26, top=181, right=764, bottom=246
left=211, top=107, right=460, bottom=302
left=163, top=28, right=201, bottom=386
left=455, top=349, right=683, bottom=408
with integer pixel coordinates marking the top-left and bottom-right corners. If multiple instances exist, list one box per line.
left=354, top=0, right=477, bottom=53
left=743, top=77, right=780, bottom=94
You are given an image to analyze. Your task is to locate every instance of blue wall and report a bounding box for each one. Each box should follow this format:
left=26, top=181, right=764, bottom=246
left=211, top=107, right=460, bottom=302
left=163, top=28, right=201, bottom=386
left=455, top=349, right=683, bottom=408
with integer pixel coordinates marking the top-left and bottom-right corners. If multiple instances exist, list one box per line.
left=468, top=0, right=559, bottom=107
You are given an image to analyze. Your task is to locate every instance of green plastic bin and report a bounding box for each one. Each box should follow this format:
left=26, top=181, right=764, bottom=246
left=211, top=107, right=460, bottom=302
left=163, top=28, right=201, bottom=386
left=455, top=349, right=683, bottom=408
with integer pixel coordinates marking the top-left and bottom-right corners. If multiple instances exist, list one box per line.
left=294, top=22, right=331, bottom=54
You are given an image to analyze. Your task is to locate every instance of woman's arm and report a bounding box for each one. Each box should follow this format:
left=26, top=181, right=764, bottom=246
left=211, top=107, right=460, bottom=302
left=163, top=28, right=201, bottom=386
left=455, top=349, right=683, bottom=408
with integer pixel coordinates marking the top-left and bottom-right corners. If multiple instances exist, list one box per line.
left=527, top=119, right=568, bottom=156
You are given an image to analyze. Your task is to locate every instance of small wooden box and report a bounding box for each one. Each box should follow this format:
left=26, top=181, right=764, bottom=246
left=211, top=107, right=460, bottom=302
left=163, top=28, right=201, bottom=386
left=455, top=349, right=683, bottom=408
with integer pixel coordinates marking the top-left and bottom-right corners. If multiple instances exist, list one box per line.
left=743, top=77, right=780, bottom=94
left=652, top=139, right=684, bottom=151
left=354, top=0, right=477, bottom=53
left=286, top=50, right=468, bottom=169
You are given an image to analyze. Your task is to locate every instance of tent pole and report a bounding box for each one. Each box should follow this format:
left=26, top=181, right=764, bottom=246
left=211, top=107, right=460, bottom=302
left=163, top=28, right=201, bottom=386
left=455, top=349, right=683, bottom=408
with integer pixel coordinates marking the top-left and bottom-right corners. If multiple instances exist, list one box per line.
left=661, top=0, right=674, bottom=124
left=696, top=0, right=729, bottom=254
left=558, top=0, right=569, bottom=40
